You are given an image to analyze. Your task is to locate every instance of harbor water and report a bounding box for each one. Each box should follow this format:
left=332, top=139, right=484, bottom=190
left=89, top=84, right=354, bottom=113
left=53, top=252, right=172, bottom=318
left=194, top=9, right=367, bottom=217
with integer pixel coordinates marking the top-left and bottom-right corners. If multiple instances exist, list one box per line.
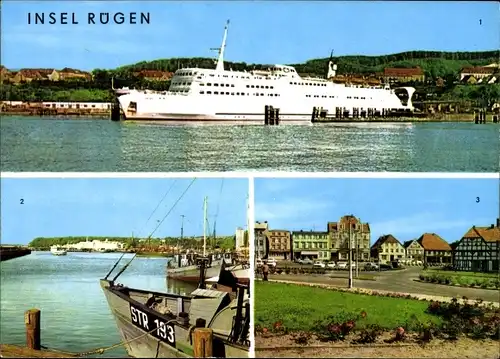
left=0, top=252, right=196, bottom=357
left=1, top=116, right=498, bottom=172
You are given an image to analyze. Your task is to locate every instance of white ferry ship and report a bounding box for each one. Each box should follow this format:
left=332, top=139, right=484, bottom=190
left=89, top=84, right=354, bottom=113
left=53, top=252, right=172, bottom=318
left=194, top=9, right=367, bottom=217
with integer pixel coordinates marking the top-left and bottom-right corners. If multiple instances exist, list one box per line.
left=117, top=21, right=416, bottom=124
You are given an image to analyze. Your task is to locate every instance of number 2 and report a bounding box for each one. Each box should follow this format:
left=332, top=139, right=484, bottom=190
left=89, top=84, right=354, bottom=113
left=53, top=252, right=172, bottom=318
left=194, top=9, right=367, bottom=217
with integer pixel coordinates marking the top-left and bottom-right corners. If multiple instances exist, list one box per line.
left=476, top=197, right=480, bottom=203
left=20, top=199, right=24, bottom=204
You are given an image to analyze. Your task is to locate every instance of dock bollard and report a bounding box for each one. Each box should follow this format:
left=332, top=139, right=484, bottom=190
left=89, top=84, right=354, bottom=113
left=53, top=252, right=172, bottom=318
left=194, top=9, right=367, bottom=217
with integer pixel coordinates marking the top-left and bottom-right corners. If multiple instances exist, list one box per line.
left=25, top=309, right=41, bottom=350
left=193, top=328, right=213, bottom=358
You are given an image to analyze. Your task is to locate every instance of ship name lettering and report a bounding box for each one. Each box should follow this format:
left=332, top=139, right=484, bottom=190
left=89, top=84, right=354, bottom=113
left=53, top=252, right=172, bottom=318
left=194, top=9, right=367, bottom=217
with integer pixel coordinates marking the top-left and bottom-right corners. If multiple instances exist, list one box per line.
left=130, top=306, right=149, bottom=330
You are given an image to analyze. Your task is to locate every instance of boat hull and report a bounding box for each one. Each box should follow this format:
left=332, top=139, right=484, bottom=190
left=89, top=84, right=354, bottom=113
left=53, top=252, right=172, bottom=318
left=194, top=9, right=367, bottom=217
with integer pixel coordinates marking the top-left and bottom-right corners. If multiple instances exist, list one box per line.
left=167, top=264, right=221, bottom=282
left=100, top=280, right=249, bottom=358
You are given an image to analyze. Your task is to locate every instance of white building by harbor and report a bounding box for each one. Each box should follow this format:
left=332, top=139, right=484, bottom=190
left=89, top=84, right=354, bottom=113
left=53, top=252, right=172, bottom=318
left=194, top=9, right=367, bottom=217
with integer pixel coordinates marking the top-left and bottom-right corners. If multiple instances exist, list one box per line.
left=63, top=239, right=125, bottom=252
left=235, top=227, right=245, bottom=250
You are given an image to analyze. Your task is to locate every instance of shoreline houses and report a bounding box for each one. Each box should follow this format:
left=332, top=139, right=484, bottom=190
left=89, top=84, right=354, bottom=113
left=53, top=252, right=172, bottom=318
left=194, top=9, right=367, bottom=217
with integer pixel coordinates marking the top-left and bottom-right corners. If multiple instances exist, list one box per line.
left=0, top=66, right=93, bottom=83
left=62, top=239, right=125, bottom=252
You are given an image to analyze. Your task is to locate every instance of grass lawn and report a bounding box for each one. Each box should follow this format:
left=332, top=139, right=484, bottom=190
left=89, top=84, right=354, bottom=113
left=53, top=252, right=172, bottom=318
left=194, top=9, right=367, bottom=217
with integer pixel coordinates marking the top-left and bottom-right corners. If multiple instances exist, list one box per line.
left=255, top=281, right=441, bottom=332
left=424, top=269, right=498, bottom=279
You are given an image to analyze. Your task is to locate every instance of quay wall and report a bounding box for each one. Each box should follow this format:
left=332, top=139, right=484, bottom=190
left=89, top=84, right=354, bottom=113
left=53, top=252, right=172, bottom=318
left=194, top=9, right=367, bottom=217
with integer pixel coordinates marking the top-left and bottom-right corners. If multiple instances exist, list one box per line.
left=0, top=247, right=32, bottom=261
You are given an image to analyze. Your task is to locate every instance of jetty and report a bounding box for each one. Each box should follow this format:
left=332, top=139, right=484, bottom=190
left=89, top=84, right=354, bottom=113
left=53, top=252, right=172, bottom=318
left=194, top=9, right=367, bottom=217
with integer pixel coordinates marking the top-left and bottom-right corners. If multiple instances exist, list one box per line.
left=0, top=246, right=31, bottom=261
left=0, top=309, right=75, bottom=358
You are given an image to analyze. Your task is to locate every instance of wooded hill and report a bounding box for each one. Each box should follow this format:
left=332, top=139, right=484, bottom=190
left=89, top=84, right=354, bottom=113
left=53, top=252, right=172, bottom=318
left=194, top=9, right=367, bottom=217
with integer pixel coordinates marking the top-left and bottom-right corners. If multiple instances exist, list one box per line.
left=114, top=50, right=500, bottom=79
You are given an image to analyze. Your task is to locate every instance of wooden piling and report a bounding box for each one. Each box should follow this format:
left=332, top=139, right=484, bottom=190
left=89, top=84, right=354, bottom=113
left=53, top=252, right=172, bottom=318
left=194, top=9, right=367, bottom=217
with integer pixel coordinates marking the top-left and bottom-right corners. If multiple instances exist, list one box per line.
left=25, top=309, right=41, bottom=350
left=193, top=328, right=213, bottom=358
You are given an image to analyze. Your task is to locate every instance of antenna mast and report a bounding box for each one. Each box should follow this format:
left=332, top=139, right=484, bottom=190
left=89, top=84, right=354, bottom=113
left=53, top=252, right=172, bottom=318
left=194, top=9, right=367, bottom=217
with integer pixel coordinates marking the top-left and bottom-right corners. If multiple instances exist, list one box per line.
left=211, top=20, right=230, bottom=72
left=203, top=196, right=207, bottom=256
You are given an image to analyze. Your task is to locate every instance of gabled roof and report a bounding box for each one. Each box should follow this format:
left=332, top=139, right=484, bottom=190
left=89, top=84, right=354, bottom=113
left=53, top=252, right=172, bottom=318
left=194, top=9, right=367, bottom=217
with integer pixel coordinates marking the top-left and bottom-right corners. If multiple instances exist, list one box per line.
left=372, top=234, right=403, bottom=249
left=417, top=233, right=451, bottom=251
left=384, top=67, right=423, bottom=77
left=403, top=239, right=423, bottom=249
left=462, top=225, right=500, bottom=243
left=460, top=66, right=495, bottom=75
left=328, top=215, right=370, bottom=232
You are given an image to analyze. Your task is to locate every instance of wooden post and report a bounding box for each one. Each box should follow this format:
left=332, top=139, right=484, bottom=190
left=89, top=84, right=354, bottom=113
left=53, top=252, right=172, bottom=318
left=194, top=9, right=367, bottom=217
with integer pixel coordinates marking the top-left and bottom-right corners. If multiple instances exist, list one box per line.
left=25, top=309, right=41, bottom=350
left=193, top=328, right=213, bottom=358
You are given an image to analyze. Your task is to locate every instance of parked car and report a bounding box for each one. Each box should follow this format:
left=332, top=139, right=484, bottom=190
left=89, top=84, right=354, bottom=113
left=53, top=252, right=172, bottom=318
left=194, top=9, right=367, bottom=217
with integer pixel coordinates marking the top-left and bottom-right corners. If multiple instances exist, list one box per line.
left=298, top=258, right=314, bottom=265
left=336, top=262, right=347, bottom=269
left=266, top=258, right=277, bottom=268
left=326, top=261, right=336, bottom=269
left=364, top=262, right=379, bottom=271
left=313, top=261, right=326, bottom=268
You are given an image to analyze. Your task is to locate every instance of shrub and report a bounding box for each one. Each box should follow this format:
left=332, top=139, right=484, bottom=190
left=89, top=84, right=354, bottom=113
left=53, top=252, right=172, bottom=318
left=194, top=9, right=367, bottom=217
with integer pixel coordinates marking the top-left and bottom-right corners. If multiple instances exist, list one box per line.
left=283, top=267, right=289, bottom=274
left=419, top=274, right=425, bottom=281
left=276, top=268, right=283, bottom=275
left=313, top=311, right=362, bottom=342
left=292, top=331, right=312, bottom=345
left=354, top=324, right=383, bottom=344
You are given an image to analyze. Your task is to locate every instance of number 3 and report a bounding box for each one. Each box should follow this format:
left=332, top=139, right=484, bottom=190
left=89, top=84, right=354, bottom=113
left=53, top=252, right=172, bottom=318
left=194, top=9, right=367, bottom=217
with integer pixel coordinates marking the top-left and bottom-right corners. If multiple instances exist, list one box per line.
left=166, top=325, right=174, bottom=343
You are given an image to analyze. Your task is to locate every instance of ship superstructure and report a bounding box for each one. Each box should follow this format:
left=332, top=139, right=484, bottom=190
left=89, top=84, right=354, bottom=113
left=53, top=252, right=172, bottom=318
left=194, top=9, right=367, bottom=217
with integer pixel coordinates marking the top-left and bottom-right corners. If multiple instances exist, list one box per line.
left=117, top=21, right=415, bottom=123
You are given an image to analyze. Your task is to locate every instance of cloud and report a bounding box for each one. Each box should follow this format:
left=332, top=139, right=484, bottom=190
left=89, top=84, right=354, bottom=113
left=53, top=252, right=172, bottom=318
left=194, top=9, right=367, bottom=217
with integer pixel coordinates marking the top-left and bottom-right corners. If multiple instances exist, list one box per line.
left=371, top=212, right=489, bottom=239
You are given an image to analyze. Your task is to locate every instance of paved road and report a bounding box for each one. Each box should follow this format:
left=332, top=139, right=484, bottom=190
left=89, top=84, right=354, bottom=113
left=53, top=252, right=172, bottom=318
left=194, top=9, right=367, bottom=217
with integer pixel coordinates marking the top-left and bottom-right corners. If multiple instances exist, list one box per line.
left=268, top=267, right=499, bottom=303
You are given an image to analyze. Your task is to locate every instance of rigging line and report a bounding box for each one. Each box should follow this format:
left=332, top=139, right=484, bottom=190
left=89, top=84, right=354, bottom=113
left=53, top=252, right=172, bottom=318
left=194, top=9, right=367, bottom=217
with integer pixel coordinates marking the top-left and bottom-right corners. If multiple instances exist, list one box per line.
left=139, top=179, right=178, bottom=237
left=213, top=178, right=224, bottom=233
left=148, top=178, right=197, bottom=239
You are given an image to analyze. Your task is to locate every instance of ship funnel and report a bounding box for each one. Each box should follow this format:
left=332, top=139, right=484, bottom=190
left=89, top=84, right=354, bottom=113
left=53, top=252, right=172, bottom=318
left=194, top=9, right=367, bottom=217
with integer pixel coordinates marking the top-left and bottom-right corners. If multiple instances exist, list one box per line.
left=327, top=50, right=337, bottom=79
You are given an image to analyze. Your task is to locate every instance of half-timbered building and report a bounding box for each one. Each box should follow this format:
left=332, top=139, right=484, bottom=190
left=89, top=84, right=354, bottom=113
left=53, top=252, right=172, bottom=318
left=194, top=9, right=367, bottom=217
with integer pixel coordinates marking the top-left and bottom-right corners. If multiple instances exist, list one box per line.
left=453, top=219, right=500, bottom=272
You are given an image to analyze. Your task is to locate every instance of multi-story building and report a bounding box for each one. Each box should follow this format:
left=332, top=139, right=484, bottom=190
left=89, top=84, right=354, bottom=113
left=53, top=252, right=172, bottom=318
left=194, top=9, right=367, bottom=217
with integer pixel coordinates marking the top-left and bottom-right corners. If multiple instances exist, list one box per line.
left=370, top=234, right=406, bottom=264
left=453, top=219, right=500, bottom=272
left=328, top=215, right=370, bottom=262
left=417, top=233, right=452, bottom=264
left=403, top=239, right=425, bottom=262
left=383, top=67, right=425, bottom=84
left=267, top=230, right=291, bottom=260
left=254, top=221, right=269, bottom=260
left=235, top=227, right=246, bottom=250
left=292, top=230, right=330, bottom=261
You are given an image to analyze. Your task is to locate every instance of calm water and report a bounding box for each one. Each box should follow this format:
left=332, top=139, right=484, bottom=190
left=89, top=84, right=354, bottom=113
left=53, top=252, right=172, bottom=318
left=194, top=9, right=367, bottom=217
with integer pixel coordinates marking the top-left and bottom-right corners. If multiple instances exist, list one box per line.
left=0, top=252, right=196, bottom=357
left=1, top=117, right=498, bottom=172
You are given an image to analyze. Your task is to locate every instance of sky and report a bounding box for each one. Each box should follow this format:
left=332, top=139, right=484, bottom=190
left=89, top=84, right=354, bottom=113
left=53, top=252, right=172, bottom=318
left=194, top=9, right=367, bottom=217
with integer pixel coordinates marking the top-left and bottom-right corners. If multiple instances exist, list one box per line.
left=255, top=177, right=499, bottom=244
left=0, top=177, right=248, bottom=245
left=1, top=1, right=498, bottom=70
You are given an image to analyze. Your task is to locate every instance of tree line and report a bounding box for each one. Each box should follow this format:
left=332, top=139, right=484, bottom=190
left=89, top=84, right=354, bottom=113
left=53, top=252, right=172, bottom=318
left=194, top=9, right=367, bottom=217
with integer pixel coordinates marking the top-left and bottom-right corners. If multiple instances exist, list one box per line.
left=28, top=235, right=237, bottom=251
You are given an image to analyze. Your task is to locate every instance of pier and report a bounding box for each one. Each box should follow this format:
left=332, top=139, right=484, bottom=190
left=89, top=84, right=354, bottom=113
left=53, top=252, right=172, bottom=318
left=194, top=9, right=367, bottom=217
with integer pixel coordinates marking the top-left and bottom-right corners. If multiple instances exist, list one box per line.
left=0, top=246, right=31, bottom=261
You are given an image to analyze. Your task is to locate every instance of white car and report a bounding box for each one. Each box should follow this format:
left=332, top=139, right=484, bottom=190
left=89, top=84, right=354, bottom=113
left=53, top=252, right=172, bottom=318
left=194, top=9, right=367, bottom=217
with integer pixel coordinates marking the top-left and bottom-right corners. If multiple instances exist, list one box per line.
left=266, top=258, right=277, bottom=268
left=326, top=262, right=336, bottom=269
left=313, top=261, right=326, bottom=268
left=336, top=262, right=348, bottom=269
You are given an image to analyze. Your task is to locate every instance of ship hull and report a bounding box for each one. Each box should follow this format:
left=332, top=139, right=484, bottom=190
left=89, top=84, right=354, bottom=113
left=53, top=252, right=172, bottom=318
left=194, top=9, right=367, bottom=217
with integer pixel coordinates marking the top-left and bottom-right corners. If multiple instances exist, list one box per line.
left=100, top=279, right=249, bottom=358
left=167, top=264, right=222, bottom=282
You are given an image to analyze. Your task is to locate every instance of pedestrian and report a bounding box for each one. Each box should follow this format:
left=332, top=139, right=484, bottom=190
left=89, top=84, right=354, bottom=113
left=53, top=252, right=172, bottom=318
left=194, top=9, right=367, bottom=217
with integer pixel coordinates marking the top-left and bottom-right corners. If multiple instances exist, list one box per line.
left=262, top=263, right=269, bottom=281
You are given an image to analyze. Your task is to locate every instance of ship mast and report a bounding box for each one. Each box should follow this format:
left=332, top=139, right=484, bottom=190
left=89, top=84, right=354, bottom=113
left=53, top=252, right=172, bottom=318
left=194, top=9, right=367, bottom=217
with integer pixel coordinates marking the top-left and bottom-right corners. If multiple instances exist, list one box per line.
left=214, top=20, right=230, bottom=72
left=203, top=196, right=207, bottom=256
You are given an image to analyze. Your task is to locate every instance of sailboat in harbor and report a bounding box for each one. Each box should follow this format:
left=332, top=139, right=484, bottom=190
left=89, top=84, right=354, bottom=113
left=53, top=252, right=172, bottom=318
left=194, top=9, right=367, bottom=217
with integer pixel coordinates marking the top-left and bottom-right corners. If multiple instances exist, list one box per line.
left=166, top=196, right=236, bottom=282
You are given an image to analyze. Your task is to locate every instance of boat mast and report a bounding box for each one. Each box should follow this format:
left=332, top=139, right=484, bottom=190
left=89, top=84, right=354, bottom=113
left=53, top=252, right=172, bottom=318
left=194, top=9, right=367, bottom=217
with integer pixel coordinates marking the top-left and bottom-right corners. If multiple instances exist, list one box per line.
left=215, top=20, right=230, bottom=72
left=203, top=196, right=207, bottom=256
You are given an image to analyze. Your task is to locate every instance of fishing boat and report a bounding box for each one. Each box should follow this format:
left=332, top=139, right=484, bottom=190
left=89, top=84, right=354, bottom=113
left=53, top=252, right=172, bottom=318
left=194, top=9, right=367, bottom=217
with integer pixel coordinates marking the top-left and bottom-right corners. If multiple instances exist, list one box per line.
left=166, top=196, right=235, bottom=282
left=100, top=255, right=250, bottom=358
left=50, top=245, right=67, bottom=256
left=117, top=20, right=416, bottom=123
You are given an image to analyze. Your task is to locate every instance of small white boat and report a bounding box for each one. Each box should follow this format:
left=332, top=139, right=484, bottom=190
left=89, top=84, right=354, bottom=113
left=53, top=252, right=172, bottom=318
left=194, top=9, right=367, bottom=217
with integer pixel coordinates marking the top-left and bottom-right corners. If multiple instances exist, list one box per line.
left=50, top=246, right=67, bottom=256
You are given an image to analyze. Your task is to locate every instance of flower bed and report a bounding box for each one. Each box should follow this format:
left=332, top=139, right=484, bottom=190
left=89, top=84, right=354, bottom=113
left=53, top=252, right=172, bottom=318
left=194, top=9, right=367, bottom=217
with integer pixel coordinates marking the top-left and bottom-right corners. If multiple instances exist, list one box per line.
left=418, top=273, right=500, bottom=290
